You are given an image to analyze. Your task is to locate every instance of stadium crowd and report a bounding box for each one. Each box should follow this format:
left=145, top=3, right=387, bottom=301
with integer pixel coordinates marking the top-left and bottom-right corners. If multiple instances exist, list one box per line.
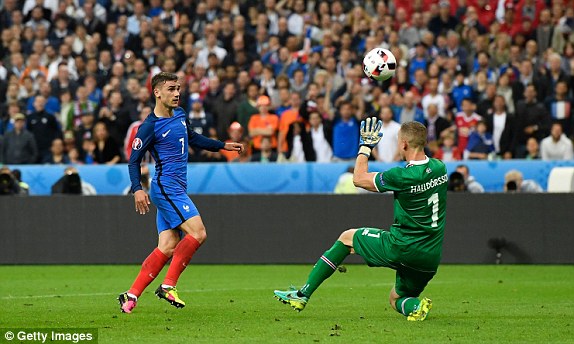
left=0, top=0, right=573, bottom=169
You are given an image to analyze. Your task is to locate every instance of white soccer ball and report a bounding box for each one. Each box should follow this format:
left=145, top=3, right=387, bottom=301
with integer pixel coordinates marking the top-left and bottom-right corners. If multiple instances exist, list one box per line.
left=362, top=48, right=397, bottom=82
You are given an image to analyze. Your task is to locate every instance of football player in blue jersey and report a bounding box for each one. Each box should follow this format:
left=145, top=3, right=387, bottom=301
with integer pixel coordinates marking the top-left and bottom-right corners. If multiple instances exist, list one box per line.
left=118, top=72, right=243, bottom=313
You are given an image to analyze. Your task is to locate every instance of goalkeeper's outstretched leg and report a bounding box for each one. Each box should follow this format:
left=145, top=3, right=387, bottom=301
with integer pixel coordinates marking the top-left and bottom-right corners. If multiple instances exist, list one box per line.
left=274, top=229, right=355, bottom=311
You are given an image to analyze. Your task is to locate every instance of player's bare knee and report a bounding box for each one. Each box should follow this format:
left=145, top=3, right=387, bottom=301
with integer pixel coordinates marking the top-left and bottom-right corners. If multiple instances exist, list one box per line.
left=338, top=229, right=357, bottom=246
left=194, top=228, right=207, bottom=244
left=158, top=243, right=176, bottom=257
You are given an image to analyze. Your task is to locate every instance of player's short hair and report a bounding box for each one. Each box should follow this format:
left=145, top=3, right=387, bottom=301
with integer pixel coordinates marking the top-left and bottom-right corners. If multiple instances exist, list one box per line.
left=400, top=121, right=427, bottom=149
left=151, top=72, right=179, bottom=92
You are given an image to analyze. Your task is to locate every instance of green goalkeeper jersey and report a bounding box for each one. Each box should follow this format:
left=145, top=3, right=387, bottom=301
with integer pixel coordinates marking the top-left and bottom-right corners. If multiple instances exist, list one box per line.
left=373, top=157, right=448, bottom=270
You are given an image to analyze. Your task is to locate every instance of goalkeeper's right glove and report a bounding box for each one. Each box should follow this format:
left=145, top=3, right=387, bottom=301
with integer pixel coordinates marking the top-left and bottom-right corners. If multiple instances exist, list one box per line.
left=358, top=117, right=383, bottom=157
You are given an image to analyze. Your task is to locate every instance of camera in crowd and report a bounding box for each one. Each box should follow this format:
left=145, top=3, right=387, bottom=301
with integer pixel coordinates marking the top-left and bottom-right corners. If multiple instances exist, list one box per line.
left=0, top=167, right=20, bottom=196
left=51, top=167, right=83, bottom=195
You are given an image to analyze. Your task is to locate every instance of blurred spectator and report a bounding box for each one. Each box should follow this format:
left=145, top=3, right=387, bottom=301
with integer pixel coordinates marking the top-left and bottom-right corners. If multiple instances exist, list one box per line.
left=285, top=120, right=312, bottom=162
left=2, top=113, right=38, bottom=164
left=333, top=166, right=366, bottom=194
left=212, top=83, right=240, bottom=141
left=332, top=101, right=359, bottom=161
left=307, top=111, right=333, bottom=162
left=456, top=164, right=485, bottom=193
left=421, top=77, right=446, bottom=118
left=425, top=103, right=453, bottom=143
left=486, top=95, right=516, bottom=159
left=0, top=166, right=21, bottom=195
left=514, top=84, right=551, bottom=157
left=476, top=83, right=497, bottom=118
left=451, top=71, right=473, bottom=113
left=504, top=169, right=543, bottom=193
left=399, top=12, right=428, bottom=48
left=544, top=81, right=573, bottom=137
left=524, top=137, right=541, bottom=160
left=428, top=1, right=459, bottom=37
left=373, top=106, right=401, bottom=163
left=434, top=133, right=462, bottom=161
left=278, top=91, right=302, bottom=155
left=51, top=166, right=97, bottom=195
left=188, top=93, right=216, bottom=161
left=397, top=91, right=425, bottom=124
left=237, top=83, right=260, bottom=129
left=92, top=122, right=121, bottom=165
left=250, top=136, right=277, bottom=162
left=27, top=95, right=62, bottom=162
left=27, top=81, right=60, bottom=116
left=455, top=98, right=482, bottom=152
left=43, top=138, right=70, bottom=165
left=540, top=53, right=570, bottom=101
left=465, top=120, right=494, bottom=160
left=441, top=31, right=468, bottom=71
left=124, top=106, right=151, bottom=161
left=98, top=91, right=130, bottom=145
left=447, top=171, right=467, bottom=192
left=495, top=73, right=514, bottom=115
left=221, top=122, right=244, bottom=162
left=11, top=169, right=29, bottom=195
left=540, top=122, right=574, bottom=160
left=248, top=95, right=279, bottom=152
left=536, top=9, right=554, bottom=54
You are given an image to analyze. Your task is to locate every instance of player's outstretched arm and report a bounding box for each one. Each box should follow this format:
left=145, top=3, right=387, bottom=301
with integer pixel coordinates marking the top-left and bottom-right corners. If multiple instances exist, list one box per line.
left=353, top=117, right=382, bottom=192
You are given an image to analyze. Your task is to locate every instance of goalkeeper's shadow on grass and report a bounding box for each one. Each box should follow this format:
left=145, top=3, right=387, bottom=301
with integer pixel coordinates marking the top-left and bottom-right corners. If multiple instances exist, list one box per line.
left=487, top=238, right=532, bottom=264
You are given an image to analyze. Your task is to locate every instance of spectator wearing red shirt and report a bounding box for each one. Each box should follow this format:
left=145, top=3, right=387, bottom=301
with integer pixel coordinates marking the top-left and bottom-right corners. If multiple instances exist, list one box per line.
left=455, top=98, right=483, bottom=151
left=473, top=0, right=498, bottom=28
left=499, top=2, right=522, bottom=37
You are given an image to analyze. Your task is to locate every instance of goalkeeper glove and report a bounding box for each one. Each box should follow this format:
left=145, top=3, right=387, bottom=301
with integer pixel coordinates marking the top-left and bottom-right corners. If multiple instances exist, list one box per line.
left=358, top=116, right=383, bottom=157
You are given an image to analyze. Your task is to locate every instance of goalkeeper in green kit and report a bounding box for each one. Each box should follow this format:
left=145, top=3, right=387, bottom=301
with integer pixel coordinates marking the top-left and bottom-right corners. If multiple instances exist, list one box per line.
left=274, top=119, right=447, bottom=321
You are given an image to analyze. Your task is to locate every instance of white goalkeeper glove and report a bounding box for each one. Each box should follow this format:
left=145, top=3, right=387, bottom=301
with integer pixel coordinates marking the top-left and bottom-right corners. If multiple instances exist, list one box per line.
left=358, top=116, right=383, bottom=157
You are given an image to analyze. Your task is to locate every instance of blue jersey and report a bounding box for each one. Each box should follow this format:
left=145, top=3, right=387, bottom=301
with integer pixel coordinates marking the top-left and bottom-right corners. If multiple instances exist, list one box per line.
left=129, top=107, right=224, bottom=194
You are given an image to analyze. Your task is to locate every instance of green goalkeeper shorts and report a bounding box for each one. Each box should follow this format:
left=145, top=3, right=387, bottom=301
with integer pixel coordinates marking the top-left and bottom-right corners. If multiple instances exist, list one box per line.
left=352, top=227, right=436, bottom=297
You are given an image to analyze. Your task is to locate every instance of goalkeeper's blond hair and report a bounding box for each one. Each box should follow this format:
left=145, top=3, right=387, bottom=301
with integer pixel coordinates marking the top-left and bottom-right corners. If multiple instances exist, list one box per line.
left=400, top=121, right=427, bottom=150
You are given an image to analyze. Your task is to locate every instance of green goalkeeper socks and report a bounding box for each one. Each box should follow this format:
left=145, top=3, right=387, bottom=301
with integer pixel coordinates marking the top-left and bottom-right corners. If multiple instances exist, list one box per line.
left=299, top=240, right=350, bottom=298
left=395, top=296, right=420, bottom=316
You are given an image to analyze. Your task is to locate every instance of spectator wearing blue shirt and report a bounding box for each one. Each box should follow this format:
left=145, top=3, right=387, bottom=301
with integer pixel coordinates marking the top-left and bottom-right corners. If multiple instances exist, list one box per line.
left=452, top=71, right=473, bottom=112
left=332, top=101, right=359, bottom=161
left=409, top=43, right=428, bottom=84
left=465, top=120, right=494, bottom=160
left=26, top=82, right=61, bottom=116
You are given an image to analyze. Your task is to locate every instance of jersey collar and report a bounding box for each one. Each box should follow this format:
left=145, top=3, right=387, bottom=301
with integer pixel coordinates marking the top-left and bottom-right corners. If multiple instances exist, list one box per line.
left=406, top=156, right=429, bottom=167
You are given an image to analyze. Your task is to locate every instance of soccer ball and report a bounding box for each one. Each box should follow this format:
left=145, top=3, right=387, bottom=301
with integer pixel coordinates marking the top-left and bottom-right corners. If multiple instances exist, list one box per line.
left=362, top=48, right=397, bottom=81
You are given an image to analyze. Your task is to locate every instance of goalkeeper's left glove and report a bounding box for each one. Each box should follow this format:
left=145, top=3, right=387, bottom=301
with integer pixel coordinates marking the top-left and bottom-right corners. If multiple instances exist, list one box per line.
left=358, top=116, right=383, bottom=157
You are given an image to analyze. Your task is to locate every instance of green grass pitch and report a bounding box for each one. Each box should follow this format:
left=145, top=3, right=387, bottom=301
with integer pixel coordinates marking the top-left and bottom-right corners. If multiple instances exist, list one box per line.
left=1, top=265, right=573, bottom=343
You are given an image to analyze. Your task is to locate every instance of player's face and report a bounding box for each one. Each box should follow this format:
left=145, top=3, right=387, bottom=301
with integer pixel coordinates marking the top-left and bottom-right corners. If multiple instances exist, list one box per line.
left=158, top=80, right=181, bottom=109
